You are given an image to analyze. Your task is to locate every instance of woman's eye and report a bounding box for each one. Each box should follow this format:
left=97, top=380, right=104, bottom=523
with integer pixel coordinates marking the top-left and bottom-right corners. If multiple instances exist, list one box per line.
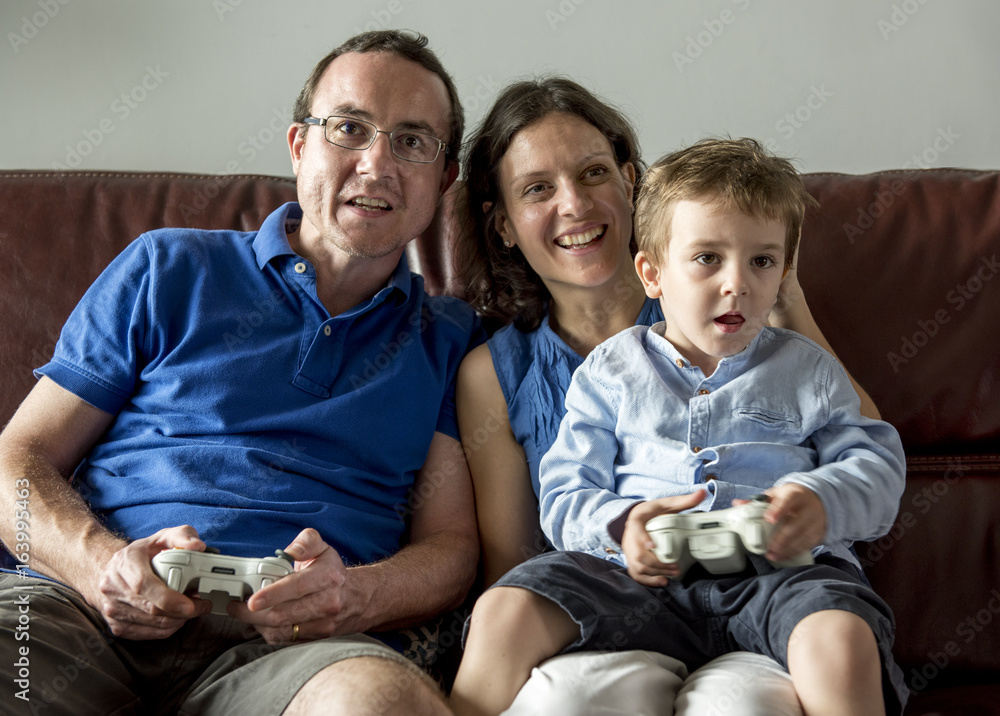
left=583, top=165, right=609, bottom=180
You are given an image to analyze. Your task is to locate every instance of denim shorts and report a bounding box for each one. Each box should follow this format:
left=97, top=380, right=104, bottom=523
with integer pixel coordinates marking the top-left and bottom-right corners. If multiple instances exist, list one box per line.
left=493, top=551, right=908, bottom=713
left=0, top=574, right=436, bottom=716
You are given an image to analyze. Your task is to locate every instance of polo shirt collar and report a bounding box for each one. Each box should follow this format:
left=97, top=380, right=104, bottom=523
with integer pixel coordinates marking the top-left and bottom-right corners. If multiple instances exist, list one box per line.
left=253, top=202, right=300, bottom=269
left=252, top=202, right=412, bottom=306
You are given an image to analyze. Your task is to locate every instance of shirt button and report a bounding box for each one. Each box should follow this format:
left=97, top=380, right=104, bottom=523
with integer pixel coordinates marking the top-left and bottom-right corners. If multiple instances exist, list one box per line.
left=705, top=474, right=717, bottom=481
left=604, top=547, right=618, bottom=555
left=295, top=262, right=307, bottom=274
left=692, top=446, right=701, bottom=453
left=323, top=326, right=332, bottom=336
left=698, top=389, right=710, bottom=395
left=675, top=358, right=685, bottom=368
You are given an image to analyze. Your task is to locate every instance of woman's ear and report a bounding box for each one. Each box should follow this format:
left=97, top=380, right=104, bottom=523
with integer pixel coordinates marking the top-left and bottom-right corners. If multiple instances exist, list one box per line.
left=635, top=251, right=663, bottom=299
left=489, top=202, right=515, bottom=248
left=621, top=162, right=637, bottom=204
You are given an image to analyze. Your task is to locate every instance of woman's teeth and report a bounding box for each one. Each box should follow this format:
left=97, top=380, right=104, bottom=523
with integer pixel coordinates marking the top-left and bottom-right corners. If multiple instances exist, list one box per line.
left=556, top=226, right=605, bottom=248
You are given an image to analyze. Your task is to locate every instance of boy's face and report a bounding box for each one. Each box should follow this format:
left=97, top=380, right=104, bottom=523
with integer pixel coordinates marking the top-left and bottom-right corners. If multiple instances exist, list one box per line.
left=635, top=195, right=788, bottom=375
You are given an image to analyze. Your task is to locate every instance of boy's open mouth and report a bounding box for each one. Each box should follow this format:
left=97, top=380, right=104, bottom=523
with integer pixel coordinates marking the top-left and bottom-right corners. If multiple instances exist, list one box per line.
left=715, top=312, right=745, bottom=327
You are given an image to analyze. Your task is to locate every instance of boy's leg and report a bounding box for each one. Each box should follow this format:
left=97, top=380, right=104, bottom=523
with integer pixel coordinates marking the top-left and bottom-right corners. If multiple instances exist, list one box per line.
left=786, top=609, right=885, bottom=716
left=451, top=586, right=579, bottom=716
left=722, top=559, right=907, bottom=715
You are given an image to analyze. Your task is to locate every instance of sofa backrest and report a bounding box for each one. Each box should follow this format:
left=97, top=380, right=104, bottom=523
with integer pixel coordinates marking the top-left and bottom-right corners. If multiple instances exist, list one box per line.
left=1, top=168, right=998, bottom=689
left=799, top=170, right=1000, bottom=454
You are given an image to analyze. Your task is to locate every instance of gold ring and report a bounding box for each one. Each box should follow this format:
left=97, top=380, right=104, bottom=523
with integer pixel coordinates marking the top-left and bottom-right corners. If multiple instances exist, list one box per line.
left=291, top=624, right=300, bottom=643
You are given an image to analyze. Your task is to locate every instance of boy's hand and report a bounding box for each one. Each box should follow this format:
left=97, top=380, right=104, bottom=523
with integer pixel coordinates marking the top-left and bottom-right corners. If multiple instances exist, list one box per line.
left=622, top=490, right=706, bottom=587
left=760, top=483, right=826, bottom=562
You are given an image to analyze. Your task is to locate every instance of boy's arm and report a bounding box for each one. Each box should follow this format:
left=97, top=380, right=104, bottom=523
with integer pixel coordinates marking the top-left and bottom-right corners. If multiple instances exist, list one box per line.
left=538, top=356, right=640, bottom=554
left=772, top=359, right=906, bottom=547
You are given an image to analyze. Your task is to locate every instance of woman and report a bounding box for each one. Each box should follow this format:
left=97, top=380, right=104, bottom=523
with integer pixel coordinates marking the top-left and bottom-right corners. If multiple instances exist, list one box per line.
left=455, top=77, right=879, bottom=714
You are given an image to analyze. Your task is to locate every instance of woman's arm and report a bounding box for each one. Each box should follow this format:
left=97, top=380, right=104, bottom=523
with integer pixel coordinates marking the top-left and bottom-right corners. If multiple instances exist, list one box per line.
left=456, top=344, right=546, bottom=588
left=771, top=263, right=882, bottom=420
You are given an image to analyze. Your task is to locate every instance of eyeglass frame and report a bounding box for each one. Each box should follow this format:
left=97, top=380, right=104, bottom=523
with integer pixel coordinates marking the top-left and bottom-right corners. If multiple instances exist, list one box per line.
left=300, top=115, right=449, bottom=164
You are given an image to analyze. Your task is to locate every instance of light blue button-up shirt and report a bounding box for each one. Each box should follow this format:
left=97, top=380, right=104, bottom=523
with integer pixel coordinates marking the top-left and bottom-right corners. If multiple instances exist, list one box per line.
left=539, top=322, right=906, bottom=570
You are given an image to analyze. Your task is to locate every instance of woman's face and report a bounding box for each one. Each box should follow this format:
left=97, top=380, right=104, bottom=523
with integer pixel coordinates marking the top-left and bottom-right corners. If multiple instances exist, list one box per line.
left=493, top=112, right=636, bottom=295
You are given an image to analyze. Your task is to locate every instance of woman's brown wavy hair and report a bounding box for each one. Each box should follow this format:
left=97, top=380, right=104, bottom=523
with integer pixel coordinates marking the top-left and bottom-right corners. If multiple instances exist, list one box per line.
left=457, top=77, right=644, bottom=331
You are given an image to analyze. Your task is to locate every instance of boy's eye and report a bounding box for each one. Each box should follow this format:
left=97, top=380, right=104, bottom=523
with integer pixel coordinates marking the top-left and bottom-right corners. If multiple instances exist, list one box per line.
left=695, top=253, right=718, bottom=265
left=752, top=256, right=776, bottom=268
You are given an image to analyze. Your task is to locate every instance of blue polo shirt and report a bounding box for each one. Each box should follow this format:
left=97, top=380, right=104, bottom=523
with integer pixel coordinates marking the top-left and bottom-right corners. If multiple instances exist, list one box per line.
left=36, top=202, right=482, bottom=565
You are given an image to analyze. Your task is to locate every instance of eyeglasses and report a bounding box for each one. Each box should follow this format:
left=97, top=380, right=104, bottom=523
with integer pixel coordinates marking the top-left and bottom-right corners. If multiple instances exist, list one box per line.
left=301, top=115, right=448, bottom=164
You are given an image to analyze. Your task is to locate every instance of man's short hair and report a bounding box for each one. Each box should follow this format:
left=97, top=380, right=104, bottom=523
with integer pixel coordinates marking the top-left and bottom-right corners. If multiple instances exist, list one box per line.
left=635, top=137, right=818, bottom=267
left=293, top=30, right=464, bottom=166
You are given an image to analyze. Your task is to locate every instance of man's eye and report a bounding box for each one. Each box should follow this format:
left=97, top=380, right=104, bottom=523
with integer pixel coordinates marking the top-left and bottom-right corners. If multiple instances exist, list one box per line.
left=336, top=121, right=364, bottom=136
left=397, top=133, right=425, bottom=149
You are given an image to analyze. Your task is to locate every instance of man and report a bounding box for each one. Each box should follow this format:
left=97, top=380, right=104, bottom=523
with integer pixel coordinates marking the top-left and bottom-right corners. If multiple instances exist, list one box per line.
left=0, top=31, right=479, bottom=715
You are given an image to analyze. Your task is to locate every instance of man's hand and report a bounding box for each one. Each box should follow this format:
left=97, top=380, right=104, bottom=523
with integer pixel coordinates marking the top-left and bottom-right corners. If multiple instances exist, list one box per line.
left=233, top=528, right=352, bottom=644
left=621, top=490, right=706, bottom=587
left=761, top=483, right=826, bottom=562
left=94, top=525, right=212, bottom=640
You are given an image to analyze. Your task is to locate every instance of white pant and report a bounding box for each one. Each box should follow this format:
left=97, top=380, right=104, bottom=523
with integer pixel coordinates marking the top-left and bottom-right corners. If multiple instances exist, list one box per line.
left=501, top=650, right=802, bottom=716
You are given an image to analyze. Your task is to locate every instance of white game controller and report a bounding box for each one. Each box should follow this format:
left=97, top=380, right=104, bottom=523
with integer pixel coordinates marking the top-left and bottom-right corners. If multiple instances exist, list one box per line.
left=645, top=494, right=813, bottom=577
left=151, top=547, right=294, bottom=615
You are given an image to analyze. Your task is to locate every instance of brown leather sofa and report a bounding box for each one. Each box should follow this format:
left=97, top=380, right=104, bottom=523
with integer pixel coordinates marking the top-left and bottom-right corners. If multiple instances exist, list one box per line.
left=1, top=169, right=997, bottom=713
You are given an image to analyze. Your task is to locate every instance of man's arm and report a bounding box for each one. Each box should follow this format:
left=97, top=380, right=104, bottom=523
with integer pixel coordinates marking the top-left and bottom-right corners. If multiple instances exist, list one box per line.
left=240, top=430, right=479, bottom=643
left=1, top=376, right=122, bottom=592
left=0, top=376, right=211, bottom=637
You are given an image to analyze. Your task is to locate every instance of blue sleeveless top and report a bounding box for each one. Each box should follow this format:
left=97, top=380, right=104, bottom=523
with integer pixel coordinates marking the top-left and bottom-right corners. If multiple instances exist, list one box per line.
left=487, top=298, right=663, bottom=497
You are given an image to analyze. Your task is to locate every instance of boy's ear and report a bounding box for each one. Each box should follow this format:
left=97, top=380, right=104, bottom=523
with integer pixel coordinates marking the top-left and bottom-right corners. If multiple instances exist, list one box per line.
left=635, top=251, right=663, bottom=299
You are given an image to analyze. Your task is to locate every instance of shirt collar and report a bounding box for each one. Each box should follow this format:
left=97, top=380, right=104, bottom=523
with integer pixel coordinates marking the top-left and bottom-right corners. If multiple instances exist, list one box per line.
left=253, top=202, right=301, bottom=269
left=252, top=202, right=411, bottom=306
left=648, top=321, right=768, bottom=373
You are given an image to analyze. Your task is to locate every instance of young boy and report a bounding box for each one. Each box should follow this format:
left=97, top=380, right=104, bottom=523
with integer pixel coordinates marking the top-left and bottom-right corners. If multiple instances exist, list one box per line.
left=451, top=138, right=908, bottom=715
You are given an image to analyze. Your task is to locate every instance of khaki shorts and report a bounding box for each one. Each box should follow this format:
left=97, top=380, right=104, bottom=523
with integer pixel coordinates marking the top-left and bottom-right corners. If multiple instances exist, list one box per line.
left=0, top=574, right=437, bottom=716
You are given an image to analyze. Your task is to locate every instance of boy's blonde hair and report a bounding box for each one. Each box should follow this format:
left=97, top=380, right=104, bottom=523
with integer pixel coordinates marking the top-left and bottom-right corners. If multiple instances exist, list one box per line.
left=635, top=138, right=818, bottom=266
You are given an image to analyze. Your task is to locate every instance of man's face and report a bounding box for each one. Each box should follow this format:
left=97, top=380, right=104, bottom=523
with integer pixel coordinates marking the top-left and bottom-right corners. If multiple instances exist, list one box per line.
left=289, top=51, right=456, bottom=263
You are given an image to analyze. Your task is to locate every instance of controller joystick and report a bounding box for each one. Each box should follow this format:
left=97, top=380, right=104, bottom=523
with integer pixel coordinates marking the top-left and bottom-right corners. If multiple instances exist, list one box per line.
left=645, top=494, right=813, bottom=578
left=151, top=548, right=294, bottom=615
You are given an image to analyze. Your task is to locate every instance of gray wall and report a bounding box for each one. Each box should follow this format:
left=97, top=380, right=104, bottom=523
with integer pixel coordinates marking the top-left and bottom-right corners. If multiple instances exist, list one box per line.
left=2, top=0, right=995, bottom=176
